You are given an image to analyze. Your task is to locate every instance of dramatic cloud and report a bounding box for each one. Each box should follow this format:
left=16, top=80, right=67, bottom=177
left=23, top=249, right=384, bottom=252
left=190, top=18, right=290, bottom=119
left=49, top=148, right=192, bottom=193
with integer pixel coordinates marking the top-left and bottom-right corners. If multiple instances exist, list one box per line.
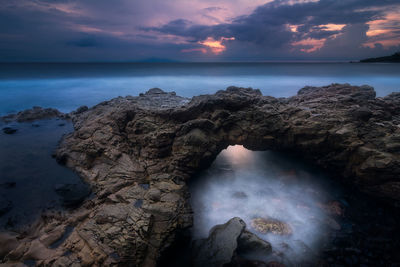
left=0, top=0, right=399, bottom=61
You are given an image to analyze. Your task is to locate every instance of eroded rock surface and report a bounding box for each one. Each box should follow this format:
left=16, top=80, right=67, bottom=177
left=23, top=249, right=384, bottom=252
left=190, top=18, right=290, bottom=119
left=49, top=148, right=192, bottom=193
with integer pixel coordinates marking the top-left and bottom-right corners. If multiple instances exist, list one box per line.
left=1, top=84, right=400, bottom=266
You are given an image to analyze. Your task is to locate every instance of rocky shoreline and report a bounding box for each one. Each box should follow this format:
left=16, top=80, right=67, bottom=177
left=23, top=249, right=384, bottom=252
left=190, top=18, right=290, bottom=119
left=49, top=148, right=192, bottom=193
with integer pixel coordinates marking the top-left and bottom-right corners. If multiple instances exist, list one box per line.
left=1, top=84, right=400, bottom=266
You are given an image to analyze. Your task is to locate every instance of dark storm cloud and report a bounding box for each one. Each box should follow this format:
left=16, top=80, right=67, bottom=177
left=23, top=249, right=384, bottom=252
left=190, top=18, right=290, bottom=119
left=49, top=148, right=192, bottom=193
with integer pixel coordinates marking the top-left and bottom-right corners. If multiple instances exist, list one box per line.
left=151, top=0, right=385, bottom=42
left=149, top=0, right=400, bottom=59
left=145, top=19, right=231, bottom=43
left=0, top=0, right=399, bottom=61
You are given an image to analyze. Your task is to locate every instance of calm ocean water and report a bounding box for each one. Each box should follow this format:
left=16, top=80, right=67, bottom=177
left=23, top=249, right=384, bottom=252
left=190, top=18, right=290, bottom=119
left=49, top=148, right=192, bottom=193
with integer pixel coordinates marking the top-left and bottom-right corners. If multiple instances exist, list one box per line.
left=0, top=62, right=399, bottom=115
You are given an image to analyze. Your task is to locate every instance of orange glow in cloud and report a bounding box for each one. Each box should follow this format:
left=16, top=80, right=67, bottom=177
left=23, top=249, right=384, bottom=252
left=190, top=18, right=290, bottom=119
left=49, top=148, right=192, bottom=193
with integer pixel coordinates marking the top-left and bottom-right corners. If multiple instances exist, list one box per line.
left=365, top=8, right=400, bottom=48
left=288, top=24, right=302, bottom=32
left=288, top=23, right=345, bottom=34
left=292, top=38, right=326, bottom=52
left=366, top=29, right=392, bottom=37
left=363, top=38, right=400, bottom=48
left=319, top=24, right=346, bottom=31
left=198, top=36, right=235, bottom=54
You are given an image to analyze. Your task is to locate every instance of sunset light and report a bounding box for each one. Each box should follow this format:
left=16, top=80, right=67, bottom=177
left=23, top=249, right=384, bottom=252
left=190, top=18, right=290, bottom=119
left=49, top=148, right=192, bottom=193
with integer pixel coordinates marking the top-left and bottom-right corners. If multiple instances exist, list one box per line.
left=292, top=38, right=326, bottom=53
left=198, top=36, right=235, bottom=54
left=318, top=24, right=346, bottom=31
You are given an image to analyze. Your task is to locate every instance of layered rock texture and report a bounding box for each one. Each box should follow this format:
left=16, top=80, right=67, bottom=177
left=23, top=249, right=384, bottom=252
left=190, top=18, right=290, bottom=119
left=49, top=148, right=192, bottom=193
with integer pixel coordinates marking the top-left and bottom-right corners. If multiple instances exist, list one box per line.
left=1, top=84, right=400, bottom=266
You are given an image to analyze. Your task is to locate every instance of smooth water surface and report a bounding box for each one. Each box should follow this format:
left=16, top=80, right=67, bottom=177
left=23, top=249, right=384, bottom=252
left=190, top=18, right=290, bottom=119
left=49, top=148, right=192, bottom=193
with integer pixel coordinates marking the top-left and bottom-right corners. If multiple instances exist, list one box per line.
left=0, top=63, right=399, bottom=115
left=0, top=119, right=86, bottom=229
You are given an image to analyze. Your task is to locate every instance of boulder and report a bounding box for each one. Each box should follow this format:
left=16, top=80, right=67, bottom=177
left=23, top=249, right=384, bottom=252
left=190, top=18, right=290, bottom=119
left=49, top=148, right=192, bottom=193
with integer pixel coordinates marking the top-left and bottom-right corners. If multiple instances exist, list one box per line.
left=192, top=217, right=246, bottom=267
left=192, top=218, right=272, bottom=267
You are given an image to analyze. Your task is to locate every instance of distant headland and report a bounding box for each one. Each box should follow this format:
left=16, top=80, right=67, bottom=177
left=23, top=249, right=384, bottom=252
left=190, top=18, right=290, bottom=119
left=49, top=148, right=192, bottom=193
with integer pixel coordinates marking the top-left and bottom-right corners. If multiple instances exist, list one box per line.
left=358, top=52, right=400, bottom=63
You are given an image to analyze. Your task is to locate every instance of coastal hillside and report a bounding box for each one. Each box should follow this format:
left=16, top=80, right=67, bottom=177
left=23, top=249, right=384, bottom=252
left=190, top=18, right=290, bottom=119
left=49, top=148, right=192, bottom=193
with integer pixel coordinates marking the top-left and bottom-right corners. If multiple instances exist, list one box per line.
left=360, top=52, right=400, bottom=63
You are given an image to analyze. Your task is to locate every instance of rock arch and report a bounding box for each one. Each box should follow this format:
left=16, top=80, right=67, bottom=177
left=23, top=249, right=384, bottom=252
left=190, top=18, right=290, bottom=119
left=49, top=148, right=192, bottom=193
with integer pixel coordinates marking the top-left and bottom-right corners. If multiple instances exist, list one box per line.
left=2, top=84, right=400, bottom=266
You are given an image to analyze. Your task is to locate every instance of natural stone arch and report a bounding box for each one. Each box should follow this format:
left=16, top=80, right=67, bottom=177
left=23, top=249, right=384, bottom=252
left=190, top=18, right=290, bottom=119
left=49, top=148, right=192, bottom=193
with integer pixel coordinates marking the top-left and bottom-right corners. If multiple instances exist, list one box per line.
left=1, top=85, right=399, bottom=266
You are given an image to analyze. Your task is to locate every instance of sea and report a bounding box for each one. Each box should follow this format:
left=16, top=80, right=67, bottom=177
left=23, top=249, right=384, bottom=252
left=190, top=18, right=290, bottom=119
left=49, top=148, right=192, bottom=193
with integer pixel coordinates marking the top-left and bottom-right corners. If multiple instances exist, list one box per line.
left=0, top=62, right=399, bottom=115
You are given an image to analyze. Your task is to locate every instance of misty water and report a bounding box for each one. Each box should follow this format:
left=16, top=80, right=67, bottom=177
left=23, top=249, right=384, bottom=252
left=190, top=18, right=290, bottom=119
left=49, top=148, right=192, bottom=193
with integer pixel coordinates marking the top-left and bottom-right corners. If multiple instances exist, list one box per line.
left=1, top=62, right=400, bottom=115
left=190, top=145, right=344, bottom=264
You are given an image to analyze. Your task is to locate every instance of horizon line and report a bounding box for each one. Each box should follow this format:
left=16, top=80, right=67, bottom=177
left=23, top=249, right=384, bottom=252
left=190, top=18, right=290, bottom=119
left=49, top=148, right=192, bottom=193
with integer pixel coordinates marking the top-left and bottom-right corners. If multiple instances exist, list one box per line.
left=0, top=60, right=356, bottom=64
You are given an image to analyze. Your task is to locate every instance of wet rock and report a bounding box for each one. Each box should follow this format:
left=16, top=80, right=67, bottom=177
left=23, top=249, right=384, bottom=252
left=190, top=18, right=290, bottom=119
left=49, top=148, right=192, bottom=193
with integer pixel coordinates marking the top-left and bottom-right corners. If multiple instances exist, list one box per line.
left=54, top=183, right=90, bottom=207
left=2, top=127, right=17, bottom=134
left=0, top=232, right=19, bottom=258
left=1, top=106, right=64, bottom=122
left=192, top=217, right=246, bottom=267
left=145, top=88, right=167, bottom=95
left=250, top=218, right=292, bottom=235
left=192, top=217, right=272, bottom=267
left=75, top=105, right=89, bottom=114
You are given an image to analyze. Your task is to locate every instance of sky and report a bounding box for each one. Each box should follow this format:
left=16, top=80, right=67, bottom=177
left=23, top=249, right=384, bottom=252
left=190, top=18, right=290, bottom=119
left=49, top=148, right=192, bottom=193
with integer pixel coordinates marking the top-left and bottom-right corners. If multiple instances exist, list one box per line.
left=1, top=0, right=400, bottom=62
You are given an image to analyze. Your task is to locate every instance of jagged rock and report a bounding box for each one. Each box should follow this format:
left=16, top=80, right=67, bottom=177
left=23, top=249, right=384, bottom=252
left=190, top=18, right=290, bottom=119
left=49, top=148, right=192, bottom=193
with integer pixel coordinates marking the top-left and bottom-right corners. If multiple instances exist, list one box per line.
left=1, top=84, right=400, bottom=266
left=75, top=105, right=88, bottom=114
left=1, top=106, right=65, bottom=123
left=250, top=218, right=292, bottom=235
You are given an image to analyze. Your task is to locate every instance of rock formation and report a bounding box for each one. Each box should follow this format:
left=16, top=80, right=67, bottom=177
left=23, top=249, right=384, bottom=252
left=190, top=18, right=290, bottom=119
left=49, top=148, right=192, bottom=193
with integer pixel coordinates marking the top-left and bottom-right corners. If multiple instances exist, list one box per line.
left=1, top=84, right=399, bottom=266
left=192, top=217, right=272, bottom=267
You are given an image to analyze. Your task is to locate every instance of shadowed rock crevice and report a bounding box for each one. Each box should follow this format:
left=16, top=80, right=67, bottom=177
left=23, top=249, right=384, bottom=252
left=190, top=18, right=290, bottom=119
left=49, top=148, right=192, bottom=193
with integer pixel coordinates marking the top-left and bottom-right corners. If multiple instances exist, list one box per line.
left=1, top=84, right=399, bottom=266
